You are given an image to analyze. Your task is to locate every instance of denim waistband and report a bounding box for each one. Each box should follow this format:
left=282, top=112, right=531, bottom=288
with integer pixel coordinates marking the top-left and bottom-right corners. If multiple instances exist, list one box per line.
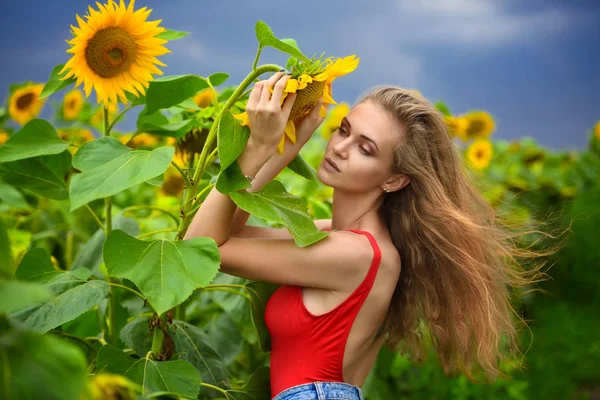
left=272, top=381, right=365, bottom=400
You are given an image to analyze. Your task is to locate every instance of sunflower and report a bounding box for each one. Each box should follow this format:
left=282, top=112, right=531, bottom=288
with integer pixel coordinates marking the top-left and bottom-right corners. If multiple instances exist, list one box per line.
left=321, top=103, right=350, bottom=139
left=8, top=83, right=46, bottom=126
left=444, top=115, right=468, bottom=141
left=60, top=0, right=170, bottom=107
left=594, top=121, right=600, bottom=141
left=83, top=373, right=139, bottom=400
left=160, top=151, right=186, bottom=197
left=63, top=89, right=85, bottom=120
left=193, top=88, right=216, bottom=108
left=119, top=132, right=159, bottom=148
left=235, top=54, right=360, bottom=153
left=464, top=111, right=495, bottom=140
left=0, top=130, right=9, bottom=146
left=466, top=139, right=493, bottom=170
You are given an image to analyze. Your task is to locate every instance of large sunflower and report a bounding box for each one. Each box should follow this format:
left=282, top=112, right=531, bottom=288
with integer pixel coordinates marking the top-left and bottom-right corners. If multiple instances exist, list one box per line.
left=8, top=83, right=46, bottom=126
left=464, top=111, right=495, bottom=140
left=235, top=55, right=360, bottom=153
left=466, top=139, right=493, bottom=170
left=60, top=0, right=170, bottom=106
left=321, top=103, right=350, bottom=140
left=63, top=89, right=85, bottom=120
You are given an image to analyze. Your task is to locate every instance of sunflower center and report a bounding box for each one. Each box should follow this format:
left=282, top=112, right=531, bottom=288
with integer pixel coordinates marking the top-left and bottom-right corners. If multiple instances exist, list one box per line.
left=475, top=149, right=484, bottom=160
left=289, top=81, right=326, bottom=122
left=468, top=120, right=485, bottom=135
left=85, top=27, right=137, bottom=78
left=16, top=93, right=35, bottom=110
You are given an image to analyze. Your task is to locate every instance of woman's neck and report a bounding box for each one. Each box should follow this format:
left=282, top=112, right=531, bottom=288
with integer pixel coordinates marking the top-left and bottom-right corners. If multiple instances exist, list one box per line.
left=330, top=188, right=384, bottom=231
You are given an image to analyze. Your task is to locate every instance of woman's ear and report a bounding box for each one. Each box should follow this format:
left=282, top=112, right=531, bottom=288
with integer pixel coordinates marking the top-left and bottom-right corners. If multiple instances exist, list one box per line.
left=383, top=173, right=410, bottom=193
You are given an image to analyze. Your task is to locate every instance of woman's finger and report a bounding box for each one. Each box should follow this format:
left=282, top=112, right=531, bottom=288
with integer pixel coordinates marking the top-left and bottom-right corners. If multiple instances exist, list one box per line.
left=281, top=92, right=297, bottom=119
left=247, top=81, right=263, bottom=110
left=259, top=72, right=284, bottom=108
left=270, top=75, right=290, bottom=105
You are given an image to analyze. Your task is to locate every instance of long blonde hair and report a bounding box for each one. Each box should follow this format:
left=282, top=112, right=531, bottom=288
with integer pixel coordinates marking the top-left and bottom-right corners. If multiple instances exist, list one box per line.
left=360, top=86, right=555, bottom=381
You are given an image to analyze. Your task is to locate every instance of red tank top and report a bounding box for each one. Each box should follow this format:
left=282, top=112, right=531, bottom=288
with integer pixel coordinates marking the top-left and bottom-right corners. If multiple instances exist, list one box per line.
left=264, top=229, right=382, bottom=398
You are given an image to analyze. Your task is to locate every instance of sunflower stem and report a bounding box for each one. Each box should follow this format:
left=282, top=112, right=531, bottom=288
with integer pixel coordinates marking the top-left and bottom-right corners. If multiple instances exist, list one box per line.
left=170, top=160, right=191, bottom=189
left=103, top=105, right=117, bottom=347
left=177, top=64, right=283, bottom=239
left=150, top=313, right=168, bottom=359
left=204, top=78, right=220, bottom=114
left=252, top=46, right=262, bottom=71
left=107, top=104, right=137, bottom=134
left=85, top=204, right=105, bottom=231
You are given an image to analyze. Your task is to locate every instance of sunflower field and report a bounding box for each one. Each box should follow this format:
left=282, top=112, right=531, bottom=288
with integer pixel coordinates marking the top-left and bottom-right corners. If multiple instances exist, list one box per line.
left=1, top=1, right=600, bottom=399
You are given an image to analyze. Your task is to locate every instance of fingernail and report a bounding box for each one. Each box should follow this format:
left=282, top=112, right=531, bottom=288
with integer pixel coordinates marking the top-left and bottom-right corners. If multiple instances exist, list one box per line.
left=279, top=69, right=286, bottom=72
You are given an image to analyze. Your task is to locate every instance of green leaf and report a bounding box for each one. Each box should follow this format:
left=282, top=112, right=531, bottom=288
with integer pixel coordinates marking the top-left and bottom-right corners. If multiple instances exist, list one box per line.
left=96, top=344, right=201, bottom=398
left=216, top=161, right=252, bottom=194
left=156, top=29, right=190, bottom=41
left=0, top=280, right=53, bottom=313
left=120, top=317, right=153, bottom=357
left=0, top=219, right=12, bottom=278
left=217, top=111, right=249, bottom=172
left=230, top=180, right=328, bottom=247
left=286, top=154, right=318, bottom=181
left=146, top=75, right=210, bottom=114
left=208, top=72, right=230, bottom=87
left=0, top=119, right=70, bottom=162
left=125, top=90, right=147, bottom=106
left=139, top=119, right=198, bottom=139
left=226, top=367, right=271, bottom=400
left=245, top=281, right=280, bottom=352
left=104, top=229, right=220, bottom=315
left=435, top=101, right=451, bottom=117
left=176, top=98, right=201, bottom=110
left=255, top=21, right=309, bottom=62
left=171, top=320, right=229, bottom=388
left=0, top=150, right=71, bottom=200
left=0, top=182, right=31, bottom=212
left=38, top=63, right=76, bottom=99
left=0, top=330, right=88, bottom=400
left=69, top=137, right=174, bottom=211
left=204, top=312, right=244, bottom=365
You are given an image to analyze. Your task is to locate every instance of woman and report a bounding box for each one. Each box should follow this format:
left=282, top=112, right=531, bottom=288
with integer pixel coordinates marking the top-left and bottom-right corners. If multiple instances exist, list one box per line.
left=184, top=72, right=541, bottom=400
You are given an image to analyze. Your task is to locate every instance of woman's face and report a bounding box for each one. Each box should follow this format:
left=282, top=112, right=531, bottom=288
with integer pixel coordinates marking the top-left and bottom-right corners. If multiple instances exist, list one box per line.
left=317, top=100, right=404, bottom=193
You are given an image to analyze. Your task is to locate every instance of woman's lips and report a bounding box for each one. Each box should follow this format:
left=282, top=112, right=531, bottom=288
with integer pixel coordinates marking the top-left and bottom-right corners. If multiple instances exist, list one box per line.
left=324, top=157, right=340, bottom=172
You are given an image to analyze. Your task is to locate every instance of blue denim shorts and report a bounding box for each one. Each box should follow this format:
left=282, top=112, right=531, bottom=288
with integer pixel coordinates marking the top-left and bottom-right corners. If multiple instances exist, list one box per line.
left=272, top=381, right=365, bottom=400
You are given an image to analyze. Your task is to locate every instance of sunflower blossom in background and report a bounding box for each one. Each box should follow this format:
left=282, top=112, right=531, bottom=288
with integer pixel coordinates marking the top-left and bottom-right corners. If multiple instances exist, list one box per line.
left=8, top=83, right=46, bottom=126
left=60, top=0, right=170, bottom=107
left=0, top=131, right=9, bottom=146
left=321, top=103, right=350, bottom=139
left=63, top=89, right=85, bottom=120
left=594, top=121, right=600, bottom=141
left=194, top=88, right=217, bottom=108
left=464, top=111, right=495, bottom=140
left=444, top=115, right=469, bottom=142
left=235, top=54, right=360, bottom=154
left=466, top=139, right=493, bottom=171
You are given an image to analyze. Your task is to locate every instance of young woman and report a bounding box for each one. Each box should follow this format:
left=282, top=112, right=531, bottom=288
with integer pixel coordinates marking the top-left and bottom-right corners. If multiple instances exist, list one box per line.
left=184, top=72, right=540, bottom=400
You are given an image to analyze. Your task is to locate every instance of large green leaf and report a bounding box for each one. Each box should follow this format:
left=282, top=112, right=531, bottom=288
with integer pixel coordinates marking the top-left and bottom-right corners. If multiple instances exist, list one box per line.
left=208, top=72, right=230, bottom=87
left=156, top=29, right=190, bottom=41
left=217, top=111, right=249, bottom=172
left=171, top=320, right=229, bottom=390
left=287, top=153, right=318, bottom=181
left=96, top=345, right=201, bottom=398
left=120, top=317, right=153, bottom=357
left=11, top=248, right=109, bottom=333
left=204, top=312, right=244, bottom=366
left=0, top=181, right=31, bottom=212
left=0, top=330, right=87, bottom=400
left=69, top=136, right=174, bottom=211
left=139, top=118, right=198, bottom=139
left=245, top=281, right=280, bottom=352
left=255, top=21, right=308, bottom=62
left=0, top=280, right=53, bottom=313
left=0, top=150, right=72, bottom=200
left=230, top=180, right=328, bottom=247
left=104, top=230, right=220, bottom=315
left=226, top=367, right=271, bottom=400
left=146, top=75, right=210, bottom=114
left=216, top=161, right=252, bottom=194
left=0, top=119, right=70, bottom=162
left=0, top=218, right=12, bottom=278
left=38, top=63, right=77, bottom=99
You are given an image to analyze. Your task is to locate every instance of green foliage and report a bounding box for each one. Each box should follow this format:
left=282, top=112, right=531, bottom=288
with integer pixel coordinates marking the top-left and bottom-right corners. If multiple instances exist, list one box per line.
left=38, top=63, right=76, bottom=99
left=0, top=119, right=70, bottom=162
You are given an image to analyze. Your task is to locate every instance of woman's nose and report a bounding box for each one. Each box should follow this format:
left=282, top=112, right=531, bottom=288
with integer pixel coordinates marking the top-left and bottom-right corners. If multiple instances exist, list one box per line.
left=333, top=139, right=349, bottom=159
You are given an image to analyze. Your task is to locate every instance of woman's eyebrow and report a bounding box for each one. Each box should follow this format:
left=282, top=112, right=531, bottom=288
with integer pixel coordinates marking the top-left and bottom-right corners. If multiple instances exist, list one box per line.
left=342, top=117, right=380, bottom=153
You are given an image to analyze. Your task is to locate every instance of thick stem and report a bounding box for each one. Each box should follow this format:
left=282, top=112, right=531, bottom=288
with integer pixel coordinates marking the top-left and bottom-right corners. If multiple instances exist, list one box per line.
left=171, top=160, right=191, bottom=189
left=65, top=231, right=73, bottom=270
left=150, top=313, right=168, bottom=358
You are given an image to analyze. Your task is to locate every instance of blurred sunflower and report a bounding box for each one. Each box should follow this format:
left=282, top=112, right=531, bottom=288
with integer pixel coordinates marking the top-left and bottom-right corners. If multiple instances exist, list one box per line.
left=62, top=89, right=84, bottom=120
left=444, top=115, right=468, bottom=141
left=466, top=139, right=493, bottom=170
left=82, top=373, right=139, bottom=400
left=507, top=140, right=521, bottom=154
left=160, top=151, right=186, bottom=197
left=193, top=88, right=216, bottom=108
left=594, top=121, right=600, bottom=141
left=321, top=103, right=350, bottom=139
left=235, top=54, right=360, bottom=153
left=119, top=132, right=159, bottom=148
left=8, top=83, right=45, bottom=125
left=464, top=111, right=495, bottom=140
left=90, top=103, right=118, bottom=126
left=60, top=0, right=170, bottom=106
left=0, top=130, right=9, bottom=146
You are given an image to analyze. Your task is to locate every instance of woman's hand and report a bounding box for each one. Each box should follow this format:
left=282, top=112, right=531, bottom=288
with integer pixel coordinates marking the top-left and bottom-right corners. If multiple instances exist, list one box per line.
left=245, top=71, right=296, bottom=150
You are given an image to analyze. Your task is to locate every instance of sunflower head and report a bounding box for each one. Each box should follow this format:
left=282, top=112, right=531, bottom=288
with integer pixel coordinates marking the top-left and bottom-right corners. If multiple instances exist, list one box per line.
left=464, top=111, right=495, bottom=140
left=444, top=115, right=469, bottom=141
left=60, top=0, right=170, bottom=107
left=8, top=83, right=45, bottom=126
left=466, top=139, right=493, bottom=171
left=63, top=89, right=85, bottom=120
left=0, top=130, right=10, bottom=146
left=193, top=88, right=217, bottom=108
left=119, top=132, right=158, bottom=149
left=160, top=152, right=187, bottom=197
left=321, top=103, right=350, bottom=139
left=82, top=373, right=138, bottom=400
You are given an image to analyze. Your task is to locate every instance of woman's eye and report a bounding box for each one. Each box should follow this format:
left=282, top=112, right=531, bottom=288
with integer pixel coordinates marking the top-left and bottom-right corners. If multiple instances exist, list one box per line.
left=338, top=127, right=348, bottom=136
left=359, top=146, right=371, bottom=156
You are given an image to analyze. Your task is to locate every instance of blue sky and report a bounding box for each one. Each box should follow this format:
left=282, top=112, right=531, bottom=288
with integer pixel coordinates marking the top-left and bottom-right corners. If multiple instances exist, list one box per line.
left=1, top=0, right=598, bottom=149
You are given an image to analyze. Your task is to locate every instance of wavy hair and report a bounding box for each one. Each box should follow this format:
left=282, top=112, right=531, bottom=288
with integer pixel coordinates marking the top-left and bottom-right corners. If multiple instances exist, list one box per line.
left=359, top=86, right=558, bottom=381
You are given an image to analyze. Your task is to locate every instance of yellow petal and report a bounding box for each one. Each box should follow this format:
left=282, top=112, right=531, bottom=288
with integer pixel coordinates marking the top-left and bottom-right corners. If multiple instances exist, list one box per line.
left=277, top=135, right=285, bottom=154
left=285, top=79, right=299, bottom=93
left=319, top=104, right=327, bottom=118
left=285, top=120, right=296, bottom=144
left=233, top=111, right=249, bottom=126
